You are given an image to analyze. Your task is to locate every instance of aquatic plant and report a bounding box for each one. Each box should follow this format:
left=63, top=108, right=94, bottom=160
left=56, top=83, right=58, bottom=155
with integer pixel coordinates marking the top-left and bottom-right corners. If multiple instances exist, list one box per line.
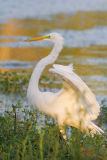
left=0, top=71, right=106, bottom=160
left=0, top=71, right=60, bottom=93
left=0, top=103, right=107, bottom=160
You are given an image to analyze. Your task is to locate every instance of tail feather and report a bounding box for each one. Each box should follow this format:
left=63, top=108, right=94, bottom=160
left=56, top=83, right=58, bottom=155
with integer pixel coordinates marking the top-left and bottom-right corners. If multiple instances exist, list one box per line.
left=88, top=122, right=104, bottom=135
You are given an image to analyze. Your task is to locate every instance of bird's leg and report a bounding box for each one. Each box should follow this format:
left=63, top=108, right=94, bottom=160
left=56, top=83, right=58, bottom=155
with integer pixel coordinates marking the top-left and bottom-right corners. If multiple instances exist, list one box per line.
left=60, top=126, right=66, bottom=140
left=58, top=121, right=66, bottom=140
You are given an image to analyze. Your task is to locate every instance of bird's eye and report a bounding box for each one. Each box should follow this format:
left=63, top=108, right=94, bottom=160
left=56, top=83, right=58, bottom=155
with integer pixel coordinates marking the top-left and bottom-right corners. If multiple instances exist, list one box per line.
left=50, top=35, right=55, bottom=39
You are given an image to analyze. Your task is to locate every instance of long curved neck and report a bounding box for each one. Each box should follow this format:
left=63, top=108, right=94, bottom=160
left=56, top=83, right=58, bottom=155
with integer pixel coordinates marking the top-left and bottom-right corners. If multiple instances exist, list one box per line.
left=27, top=40, right=63, bottom=106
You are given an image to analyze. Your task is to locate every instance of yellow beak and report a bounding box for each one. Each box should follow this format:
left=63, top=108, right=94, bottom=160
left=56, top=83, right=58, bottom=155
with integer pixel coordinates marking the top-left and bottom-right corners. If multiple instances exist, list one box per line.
left=25, top=35, right=50, bottom=42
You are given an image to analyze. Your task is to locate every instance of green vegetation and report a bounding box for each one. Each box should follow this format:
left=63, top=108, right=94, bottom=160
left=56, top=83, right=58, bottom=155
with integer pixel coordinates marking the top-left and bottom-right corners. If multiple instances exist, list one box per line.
left=0, top=71, right=107, bottom=160
left=0, top=71, right=30, bottom=93
left=0, top=71, right=62, bottom=93
left=0, top=104, right=107, bottom=160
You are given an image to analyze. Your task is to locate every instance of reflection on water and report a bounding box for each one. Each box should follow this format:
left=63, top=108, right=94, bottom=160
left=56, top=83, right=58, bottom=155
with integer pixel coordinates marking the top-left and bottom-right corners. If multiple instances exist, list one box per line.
left=1, top=11, right=107, bottom=37
left=0, top=2, right=107, bottom=104
left=1, top=0, right=107, bottom=20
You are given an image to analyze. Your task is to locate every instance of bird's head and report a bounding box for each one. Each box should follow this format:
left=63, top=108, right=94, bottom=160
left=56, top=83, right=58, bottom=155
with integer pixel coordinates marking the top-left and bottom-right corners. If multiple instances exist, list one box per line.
left=25, top=32, right=64, bottom=43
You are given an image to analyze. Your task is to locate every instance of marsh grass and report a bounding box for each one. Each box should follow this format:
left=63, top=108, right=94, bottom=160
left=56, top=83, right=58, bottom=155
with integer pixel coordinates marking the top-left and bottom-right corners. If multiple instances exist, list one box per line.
left=0, top=104, right=107, bottom=160
left=0, top=71, right=31, bottom=93
left=0, top=71, right=62, bottom=93
left=0, top=71, right=107, bottom=160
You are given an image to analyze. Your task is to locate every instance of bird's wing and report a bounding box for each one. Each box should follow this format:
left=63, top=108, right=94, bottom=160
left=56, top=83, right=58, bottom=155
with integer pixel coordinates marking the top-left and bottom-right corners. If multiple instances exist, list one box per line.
left=49, top=64, right=100, bottom=120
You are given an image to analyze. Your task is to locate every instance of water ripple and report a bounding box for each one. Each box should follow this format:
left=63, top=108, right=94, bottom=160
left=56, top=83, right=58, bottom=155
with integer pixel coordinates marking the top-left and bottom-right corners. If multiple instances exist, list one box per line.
left=1, top=26, right=107, bottom=48
left=0, top=0, right=107, bottom=20
left=0, top=60, right=36, bottom=69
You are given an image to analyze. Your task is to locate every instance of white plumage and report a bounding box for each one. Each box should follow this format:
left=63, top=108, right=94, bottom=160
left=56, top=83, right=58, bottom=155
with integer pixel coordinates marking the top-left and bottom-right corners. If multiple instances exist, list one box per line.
left=26, top=33, right=104, bottom=138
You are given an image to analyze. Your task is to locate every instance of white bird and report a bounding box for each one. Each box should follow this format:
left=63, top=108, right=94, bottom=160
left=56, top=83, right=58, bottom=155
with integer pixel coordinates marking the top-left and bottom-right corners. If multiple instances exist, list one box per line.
left=25, top=33, right=104, bottom=139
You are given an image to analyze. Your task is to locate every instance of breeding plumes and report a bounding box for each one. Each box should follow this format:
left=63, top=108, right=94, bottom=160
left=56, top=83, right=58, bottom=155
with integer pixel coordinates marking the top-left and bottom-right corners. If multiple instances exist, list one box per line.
left=25, top=33, right=104, bottom=139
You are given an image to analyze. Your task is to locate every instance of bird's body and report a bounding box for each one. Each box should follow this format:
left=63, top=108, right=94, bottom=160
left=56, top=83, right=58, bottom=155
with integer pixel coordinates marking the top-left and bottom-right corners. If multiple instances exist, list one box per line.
left=26, top=33, right=104, bottom=138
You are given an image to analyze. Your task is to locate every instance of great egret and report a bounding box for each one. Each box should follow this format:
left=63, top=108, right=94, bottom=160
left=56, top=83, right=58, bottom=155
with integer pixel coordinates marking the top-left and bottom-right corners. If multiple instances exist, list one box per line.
left=26, top=33, right=104, bottom=139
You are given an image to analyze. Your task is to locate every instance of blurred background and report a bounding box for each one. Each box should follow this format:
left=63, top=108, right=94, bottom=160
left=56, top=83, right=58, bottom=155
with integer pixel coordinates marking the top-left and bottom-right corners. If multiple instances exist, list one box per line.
left=0, top=0, right=107, bottom=102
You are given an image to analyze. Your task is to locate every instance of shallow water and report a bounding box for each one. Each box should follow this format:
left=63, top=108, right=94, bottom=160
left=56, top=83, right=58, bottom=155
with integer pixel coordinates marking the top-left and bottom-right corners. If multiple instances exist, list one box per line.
left=0, top=0, right=107, bottom=105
